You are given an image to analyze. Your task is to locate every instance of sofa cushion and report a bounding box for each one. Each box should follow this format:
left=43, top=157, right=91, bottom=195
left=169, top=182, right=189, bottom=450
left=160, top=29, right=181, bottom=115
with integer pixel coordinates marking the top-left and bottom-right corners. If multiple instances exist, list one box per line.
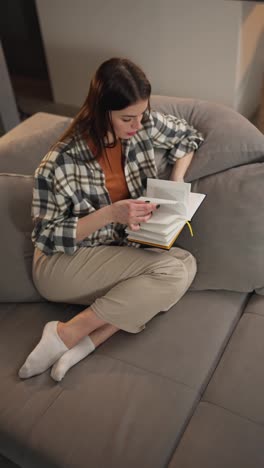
left=151, top=95, right=264, bottom=181
left=98, top=290, right=248, bottom=392
left=151, top=97, right=264, bottom=293
left=0, top=290, right=247, bottom=468
left=204, top=294, right=264, bottom=424
left=0, top=173, right=43, bottom=302
left=0, top=113, right=71, bottom=175
left=175, top=162, right=264, bottom=293
left=0, top=454, right=20, bottom=468
left=169, top=402, right=264, bottom=468
left=244, top=292, right=264, bottom=315
left=2, top=97, right=264, bottom=180
left=170, top=295, right=264, bottom=468
left=0, top=301, right=197, bottom=468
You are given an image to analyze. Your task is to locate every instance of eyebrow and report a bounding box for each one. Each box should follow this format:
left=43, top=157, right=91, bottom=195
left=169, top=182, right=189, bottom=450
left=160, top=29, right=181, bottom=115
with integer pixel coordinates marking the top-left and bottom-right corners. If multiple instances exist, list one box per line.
left=121, top=107, right=148, bottom=117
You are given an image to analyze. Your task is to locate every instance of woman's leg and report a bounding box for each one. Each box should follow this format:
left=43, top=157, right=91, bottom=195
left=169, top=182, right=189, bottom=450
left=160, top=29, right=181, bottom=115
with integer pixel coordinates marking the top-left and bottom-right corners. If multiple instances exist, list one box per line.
left=18, top=307, right=109, bottom=379
left=57, top=307, right=108, bottom=348
left=19, top=245, right=196, bottom=379
left=51, top=323, right=119, bottom=382
left=19, top=310, right=118, bottom=380
left=32, top=245, right=196, bottom=334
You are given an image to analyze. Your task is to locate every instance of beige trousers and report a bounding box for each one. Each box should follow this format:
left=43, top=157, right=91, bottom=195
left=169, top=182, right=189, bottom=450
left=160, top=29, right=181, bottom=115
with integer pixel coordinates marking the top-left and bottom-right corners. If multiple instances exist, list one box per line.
left=33, top=245, right=197, bottom=334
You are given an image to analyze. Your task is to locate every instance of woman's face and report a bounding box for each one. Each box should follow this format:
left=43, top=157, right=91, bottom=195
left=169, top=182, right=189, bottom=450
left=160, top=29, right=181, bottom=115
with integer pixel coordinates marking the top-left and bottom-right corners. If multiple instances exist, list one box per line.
left=110, top=99, right=149, bottom=140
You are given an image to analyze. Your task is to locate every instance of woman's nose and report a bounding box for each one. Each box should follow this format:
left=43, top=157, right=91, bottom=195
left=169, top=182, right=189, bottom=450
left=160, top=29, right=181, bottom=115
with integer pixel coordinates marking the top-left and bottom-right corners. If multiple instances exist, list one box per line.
left=132, top=118, right=142, bottom=130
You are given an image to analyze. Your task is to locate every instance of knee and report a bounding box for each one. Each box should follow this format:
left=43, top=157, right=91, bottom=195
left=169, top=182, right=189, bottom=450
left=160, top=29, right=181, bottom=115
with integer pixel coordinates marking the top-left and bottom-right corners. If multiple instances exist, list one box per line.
left=169, top=252, right=197, bottom=296
left=184, top=253, right=197, bottom=288
left=145, top=250, right=197, bottom=299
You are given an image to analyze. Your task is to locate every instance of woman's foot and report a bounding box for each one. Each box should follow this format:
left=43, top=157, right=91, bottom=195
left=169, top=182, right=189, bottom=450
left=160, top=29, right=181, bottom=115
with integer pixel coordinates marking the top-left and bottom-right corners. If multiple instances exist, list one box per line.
left=51, top=324, right=119, bottom=382
left=51, top=336, right=95, bottom=382
left=18, top=321, right=69, bottom=379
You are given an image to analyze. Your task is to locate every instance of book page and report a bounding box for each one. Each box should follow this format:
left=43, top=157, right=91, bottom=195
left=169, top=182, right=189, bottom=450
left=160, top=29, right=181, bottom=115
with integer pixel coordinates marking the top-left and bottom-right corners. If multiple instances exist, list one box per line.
left=147, top=179, right=191, bottom=208
left=126, top=219, right=185, bottom=243
left=137, top=196, right=177, bottom=205
left=137, top=218, right=185, bottom=236
left=126, top=219, right=186, bottom=247
left=137, top=197, right=186, bottom=220
left=127, top=179, right=206, bottom=249
left=187, top=193, right=206, bottom=220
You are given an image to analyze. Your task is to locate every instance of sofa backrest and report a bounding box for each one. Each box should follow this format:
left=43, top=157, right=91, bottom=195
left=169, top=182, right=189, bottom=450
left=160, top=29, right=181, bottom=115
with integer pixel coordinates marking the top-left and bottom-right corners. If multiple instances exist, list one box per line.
left=0, top=173, right=43, bottom=301
left=151, top=95, right=264, bottom=181
left=0, top=97, right=264, bottom=302
left=151, top=96, right=264, bottom=294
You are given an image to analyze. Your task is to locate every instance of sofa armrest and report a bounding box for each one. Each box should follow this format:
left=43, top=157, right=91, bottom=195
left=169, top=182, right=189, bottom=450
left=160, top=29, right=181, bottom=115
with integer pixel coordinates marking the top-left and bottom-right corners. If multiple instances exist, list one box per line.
left=0, top=112, right=72, bottom=174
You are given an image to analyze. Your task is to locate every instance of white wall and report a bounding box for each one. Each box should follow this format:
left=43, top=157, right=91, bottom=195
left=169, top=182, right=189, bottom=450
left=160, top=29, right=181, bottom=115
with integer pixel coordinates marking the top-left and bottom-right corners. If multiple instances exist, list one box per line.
left=37, top=0, right=256, bottom=115
left=235, top=2, right=264, bottom=118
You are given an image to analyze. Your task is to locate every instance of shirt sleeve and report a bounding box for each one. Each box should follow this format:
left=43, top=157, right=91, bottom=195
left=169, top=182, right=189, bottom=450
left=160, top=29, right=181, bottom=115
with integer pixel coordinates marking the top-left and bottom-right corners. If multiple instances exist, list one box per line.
left=149, top=110, right=204, bottom=164
left=31, top=162, right=79, bottom=255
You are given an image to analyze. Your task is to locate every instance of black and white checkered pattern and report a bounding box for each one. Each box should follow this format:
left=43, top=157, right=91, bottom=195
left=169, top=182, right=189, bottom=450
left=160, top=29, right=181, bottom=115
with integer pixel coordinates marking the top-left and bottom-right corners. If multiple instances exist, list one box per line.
left=32, top=110, right=204, bottom=255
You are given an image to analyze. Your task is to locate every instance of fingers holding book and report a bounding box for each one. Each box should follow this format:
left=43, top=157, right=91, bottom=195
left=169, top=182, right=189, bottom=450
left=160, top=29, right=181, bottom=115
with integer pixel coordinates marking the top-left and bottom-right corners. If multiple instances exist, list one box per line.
left=111, top=199, right=158, bottom=227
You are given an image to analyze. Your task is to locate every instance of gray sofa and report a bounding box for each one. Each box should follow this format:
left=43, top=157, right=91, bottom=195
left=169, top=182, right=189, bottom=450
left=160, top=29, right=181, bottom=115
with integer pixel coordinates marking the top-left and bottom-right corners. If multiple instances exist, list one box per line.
left=1, top=95, right=264, bottom=468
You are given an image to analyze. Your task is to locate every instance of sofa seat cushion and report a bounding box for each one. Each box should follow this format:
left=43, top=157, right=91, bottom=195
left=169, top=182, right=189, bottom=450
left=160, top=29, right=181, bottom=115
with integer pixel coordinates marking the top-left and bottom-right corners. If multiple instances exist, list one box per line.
left=169, top=402, right=264, bottom=468
left=98, top=290, right=248, bottom=392
left=171, top=294, right=264, bottom=468
left=244, top=292, right=264, bottom=316
left=203, top=294, right=264, bottom=424
left=0, top=290, right=248, bottom=468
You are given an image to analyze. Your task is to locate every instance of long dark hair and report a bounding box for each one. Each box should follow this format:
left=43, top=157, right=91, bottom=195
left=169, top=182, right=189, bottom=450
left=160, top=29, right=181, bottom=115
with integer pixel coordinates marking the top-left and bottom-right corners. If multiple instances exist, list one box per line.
left=58, top=57, right=151, bottom=156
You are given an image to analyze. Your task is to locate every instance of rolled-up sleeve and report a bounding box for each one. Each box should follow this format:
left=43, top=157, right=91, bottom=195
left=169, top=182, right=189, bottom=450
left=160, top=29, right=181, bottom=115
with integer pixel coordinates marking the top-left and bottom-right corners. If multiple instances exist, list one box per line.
left=32, top=169, right=79, bottom=255
left=149, top=110, right=204, bottom=164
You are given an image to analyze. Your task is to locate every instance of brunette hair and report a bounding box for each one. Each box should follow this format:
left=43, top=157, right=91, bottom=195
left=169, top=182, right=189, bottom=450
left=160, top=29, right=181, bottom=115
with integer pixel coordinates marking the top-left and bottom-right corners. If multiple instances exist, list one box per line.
left=58, top=57, right=151, bottom=156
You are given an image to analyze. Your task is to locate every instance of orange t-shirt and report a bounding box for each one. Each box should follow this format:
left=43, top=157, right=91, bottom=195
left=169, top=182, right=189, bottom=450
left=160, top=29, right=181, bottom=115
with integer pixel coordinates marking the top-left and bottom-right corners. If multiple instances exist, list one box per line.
left=92, top=139, right=130, bottom=203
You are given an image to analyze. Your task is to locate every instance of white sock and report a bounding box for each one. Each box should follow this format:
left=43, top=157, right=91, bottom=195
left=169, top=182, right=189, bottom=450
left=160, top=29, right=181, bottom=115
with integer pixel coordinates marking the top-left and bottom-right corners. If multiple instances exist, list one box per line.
left=18, top=321, right=69, bottom=379
left=50, top=336, right=95, bottom=382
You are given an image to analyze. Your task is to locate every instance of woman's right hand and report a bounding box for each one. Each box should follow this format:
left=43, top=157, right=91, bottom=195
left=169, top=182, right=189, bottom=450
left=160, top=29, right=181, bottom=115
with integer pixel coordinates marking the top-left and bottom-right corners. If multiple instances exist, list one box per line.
left=110, top=199, right=158, bottom=231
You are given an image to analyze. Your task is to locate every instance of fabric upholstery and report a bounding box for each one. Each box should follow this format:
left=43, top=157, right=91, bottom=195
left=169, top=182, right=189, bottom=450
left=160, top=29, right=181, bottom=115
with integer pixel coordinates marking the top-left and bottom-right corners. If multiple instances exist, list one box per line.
left=170, top=296, right=264, bottom=468
left=1, top=99, right=264, bottom=298
left=0, top=97, right=263, bottom=467
left=169, top=402, right=264, bottom=468
left=204, top=299, right=264, bottom=423
left=151, top=95, right=264, bottom=181
left=0, top=290, right=247, bottom=468
left=98, top=290, right=248, bottom=392
left=175, top=163, right=264, bottom=292
left=151, top=96, right=264, bottom=292
left=0, top=113, right=71, bottom=175
left=0, top=174, right=43, bottom=302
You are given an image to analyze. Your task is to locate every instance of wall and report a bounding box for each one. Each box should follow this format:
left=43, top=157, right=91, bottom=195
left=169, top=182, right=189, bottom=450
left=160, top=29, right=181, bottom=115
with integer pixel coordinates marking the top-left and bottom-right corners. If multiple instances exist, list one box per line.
left=36, top=0, right=241, bottom=109
left=235, top=2, right=264, bottom=118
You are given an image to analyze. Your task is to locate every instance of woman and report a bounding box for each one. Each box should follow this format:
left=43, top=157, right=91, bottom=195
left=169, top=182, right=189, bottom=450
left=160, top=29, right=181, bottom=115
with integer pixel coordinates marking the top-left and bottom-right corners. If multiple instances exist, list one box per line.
left=18, top=57, right=204, bottom=382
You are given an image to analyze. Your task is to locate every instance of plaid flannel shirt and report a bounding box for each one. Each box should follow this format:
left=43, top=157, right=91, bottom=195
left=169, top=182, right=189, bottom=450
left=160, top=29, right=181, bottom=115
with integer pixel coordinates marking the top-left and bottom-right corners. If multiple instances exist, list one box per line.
left=32, top=110, right=204, bottom=255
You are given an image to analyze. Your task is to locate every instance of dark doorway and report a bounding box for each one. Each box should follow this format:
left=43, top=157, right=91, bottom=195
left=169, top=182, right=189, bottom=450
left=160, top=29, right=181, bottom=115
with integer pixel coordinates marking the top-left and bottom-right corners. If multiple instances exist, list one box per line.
left=0, top=0, right=53, bottom=106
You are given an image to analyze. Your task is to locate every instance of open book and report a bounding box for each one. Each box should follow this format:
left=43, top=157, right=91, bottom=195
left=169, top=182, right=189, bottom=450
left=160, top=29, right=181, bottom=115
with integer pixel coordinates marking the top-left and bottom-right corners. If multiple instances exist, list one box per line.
left=126, top=178, right=206, bottom=249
